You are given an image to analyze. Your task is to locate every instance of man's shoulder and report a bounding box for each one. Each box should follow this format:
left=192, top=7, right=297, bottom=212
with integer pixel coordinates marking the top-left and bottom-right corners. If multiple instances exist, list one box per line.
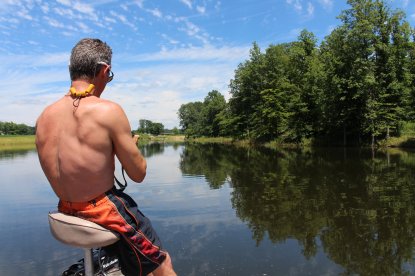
left=37, top=98, right=65, bottom=121
left=91, top=98, right=124, bottom=114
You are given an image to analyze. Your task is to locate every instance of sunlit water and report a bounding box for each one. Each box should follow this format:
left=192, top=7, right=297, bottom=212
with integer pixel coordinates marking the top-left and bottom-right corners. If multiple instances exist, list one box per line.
left=1, top=144, right=415, bottom=275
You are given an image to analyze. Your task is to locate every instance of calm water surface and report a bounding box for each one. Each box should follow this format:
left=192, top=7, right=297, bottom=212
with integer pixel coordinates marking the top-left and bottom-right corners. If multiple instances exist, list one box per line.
left=1, top=144, right=415, bottom=275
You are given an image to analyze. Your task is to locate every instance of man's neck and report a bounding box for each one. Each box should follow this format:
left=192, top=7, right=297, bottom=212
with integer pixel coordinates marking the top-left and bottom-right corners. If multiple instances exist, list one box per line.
left=70, top=80, right=102, bottom=98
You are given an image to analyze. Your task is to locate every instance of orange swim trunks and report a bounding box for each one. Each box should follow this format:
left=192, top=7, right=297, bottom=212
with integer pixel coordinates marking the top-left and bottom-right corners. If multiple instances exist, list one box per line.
left=58, top=187, right=167, bottom=276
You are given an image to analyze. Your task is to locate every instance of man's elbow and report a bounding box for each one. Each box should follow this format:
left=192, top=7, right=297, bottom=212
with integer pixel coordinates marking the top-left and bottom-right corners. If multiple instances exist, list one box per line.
left=130, top=161, right=147, bottom=183
left=132, top=171, right=146, bottom=183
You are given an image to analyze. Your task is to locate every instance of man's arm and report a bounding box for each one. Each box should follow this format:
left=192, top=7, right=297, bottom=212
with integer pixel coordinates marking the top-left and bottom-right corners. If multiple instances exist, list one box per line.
left=106, top=103, right=146, bottom=182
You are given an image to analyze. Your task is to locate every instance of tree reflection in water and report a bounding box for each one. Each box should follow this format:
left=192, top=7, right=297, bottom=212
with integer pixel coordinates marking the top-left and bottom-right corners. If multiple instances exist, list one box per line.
left=179, top=143, right=415, bottom=275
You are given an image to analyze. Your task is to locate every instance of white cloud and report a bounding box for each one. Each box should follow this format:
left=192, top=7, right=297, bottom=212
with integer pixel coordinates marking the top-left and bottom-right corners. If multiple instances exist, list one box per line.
left=125, top=45, right=249, bottom=63
left=318, top=0, right=333, bottom=10
left=109, top=10, right=137, bottom=30
left=161, top=34, right=180, bottom=45
left=16, top=9, right=33, bottom=20
left=43, top=16, right=65, bottom=28
left=53, top=7, right=75, bottom=18
left=0, top=44, right=249, bottom=128
left=148, top=8, right=162, bottom=18
left=40, top=4, right=49, bottom=14
left=180, top=0, right=193, bottom=9
left=116, top=45, right=251, bottom=128
left=134, top=0, right=144, bottom=9
left=104, top=16, right=117, bottom=23
left=72, top=2, right=94, bottom=15
left=105, top=62, right=236, bottom=128
left=55, top=0, right=98, bottom=21
left=286, top=0, right=303, bottom=13
left=56, top=0, right=94, bottom=14
left=77, top=22, right=93, bottom=33
left=196, top=5, right=206, bottom=14
left=307, top=2, right=314, bottom=17
left=56, top=0, right=71, bottom=6
left=178, top=20, right=212, bottom=45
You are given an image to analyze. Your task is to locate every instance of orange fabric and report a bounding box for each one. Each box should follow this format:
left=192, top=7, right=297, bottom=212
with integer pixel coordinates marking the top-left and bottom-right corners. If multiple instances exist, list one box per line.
left=58, top=190, right=166, bottom=276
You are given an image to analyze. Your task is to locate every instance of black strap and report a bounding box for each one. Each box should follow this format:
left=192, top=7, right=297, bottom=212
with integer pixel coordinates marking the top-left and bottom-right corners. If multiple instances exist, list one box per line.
left=114, top=167, right=128, bottom=191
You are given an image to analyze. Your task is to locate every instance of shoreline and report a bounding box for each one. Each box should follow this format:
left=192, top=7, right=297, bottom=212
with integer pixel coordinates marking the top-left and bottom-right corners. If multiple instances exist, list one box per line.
left=2, top=135, right=415, bottom=151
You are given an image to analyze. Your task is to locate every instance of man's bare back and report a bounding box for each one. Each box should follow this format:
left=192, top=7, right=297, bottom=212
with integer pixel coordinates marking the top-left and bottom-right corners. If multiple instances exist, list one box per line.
left=37, top=95, right=116, bottom=202
left=36, top=38, right=175, bottom=275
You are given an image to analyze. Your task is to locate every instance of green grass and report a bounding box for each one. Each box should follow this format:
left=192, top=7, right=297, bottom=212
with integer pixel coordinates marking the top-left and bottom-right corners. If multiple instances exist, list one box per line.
left=136, top=134, right=185, bottom=144
left=186, top=136, right=233, bottom=144
left=378, top=135, right=415, bottom=148
left=0, top=135, right=36, bottom=150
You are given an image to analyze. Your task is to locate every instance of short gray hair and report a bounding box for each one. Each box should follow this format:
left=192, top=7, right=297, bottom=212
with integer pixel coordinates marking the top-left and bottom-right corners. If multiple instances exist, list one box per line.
left=69, top=38, right=112, bottom=81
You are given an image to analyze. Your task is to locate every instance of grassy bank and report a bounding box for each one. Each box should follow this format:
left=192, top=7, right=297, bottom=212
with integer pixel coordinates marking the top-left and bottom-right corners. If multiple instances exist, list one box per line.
left=137, top=134, right=185, bottom=144
left=0, top=135, right=36, bottom=151
left=0, top=134, right=186, bottom=151
left=183, top=135, right=415, bottom=150
left=185, top=136, right=234, bottom=144
left=378, top=135, right=415, bottom=148
left=3, top=133, right=415, bottom=151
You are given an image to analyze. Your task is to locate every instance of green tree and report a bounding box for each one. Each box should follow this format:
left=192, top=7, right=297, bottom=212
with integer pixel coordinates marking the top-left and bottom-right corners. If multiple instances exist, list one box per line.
left=137, top=119, right=164, bottom=136
left=228, top=42, right=265, bottom=139
left=0, top=121, right=35, bottom=135
left=287, top=30, right=322, bottom=142
left=178, top=101, right=204, bottom=137
left=201, top=90, right=226, bottom=137
left=253, top=43, right=293, bottom=141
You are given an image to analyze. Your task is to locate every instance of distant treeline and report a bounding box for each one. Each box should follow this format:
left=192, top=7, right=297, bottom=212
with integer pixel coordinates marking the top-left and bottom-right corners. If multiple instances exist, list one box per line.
left=136, top=119, right=181, bottom=136
left=178, top=0, right=415, bottom=146
left=0, top=121, right=35, bottom=135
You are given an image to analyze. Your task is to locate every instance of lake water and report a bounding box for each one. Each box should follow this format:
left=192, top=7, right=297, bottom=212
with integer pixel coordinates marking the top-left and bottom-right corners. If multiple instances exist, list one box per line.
left=1, top=143, right=415, bottom=275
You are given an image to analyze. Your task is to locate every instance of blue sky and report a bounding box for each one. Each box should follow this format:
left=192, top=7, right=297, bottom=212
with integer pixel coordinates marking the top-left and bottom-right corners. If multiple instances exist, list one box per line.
left=0, top=0, right=413, bottom=129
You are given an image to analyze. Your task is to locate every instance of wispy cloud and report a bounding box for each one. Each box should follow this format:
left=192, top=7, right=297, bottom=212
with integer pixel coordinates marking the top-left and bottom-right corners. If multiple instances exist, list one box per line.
left=148, top=8, right=163, bottom=18
left=286, top=0, right=317, bottom=19
left=196, top=5, right=206, bottom=14
left=110, top=10, right=137, bottom=30
left=307, top=2, right=315, bottom=17
left=180, top=0, right=193, bottom=9
left=134, top=0, right=144, bottom=9
left=106, top=61, right=239, bottom=128
left=318, top=0, right=333, bottom=11
left=286, top=0, right=303, bottom=13
left=0, top=43, right=249, bottom=127
left=56, top=0, right=95, bottom=15
left=125, top=45, right=249, bottom=63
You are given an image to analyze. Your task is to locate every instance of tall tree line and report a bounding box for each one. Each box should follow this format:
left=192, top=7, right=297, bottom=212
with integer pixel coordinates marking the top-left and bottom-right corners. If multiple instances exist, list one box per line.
left=0, top=121, right=35, bottom=135
left=178, top=0, right=415, bottom=146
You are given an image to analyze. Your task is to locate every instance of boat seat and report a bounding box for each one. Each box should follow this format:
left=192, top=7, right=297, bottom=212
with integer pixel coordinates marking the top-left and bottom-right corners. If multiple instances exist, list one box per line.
left=48, top=211, right=120, bottom=276
left=48, top=211, right=119, bottom=248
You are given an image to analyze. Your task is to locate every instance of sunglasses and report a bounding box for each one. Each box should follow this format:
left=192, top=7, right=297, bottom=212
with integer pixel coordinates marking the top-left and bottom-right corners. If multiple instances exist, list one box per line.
left=97, top=61, right=114, bottom=83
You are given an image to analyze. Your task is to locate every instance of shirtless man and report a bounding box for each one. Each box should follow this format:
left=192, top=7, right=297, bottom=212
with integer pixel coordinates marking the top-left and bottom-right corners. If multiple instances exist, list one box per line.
left=36, top=38, right=176, bottom=276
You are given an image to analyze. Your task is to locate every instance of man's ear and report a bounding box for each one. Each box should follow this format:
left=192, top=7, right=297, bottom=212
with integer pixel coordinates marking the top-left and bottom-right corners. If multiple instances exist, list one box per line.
left=99, top=65, right=108, bottom=79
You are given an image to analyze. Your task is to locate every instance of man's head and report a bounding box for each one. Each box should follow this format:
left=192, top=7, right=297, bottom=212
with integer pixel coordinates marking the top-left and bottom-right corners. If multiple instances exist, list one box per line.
left=69, top=38, right=112, bottom=82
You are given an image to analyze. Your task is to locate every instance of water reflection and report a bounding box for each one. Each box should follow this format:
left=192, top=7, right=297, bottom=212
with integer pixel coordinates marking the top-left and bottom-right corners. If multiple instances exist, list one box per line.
left=0, top=149, right=36, bottom=160
left=140, top=142, right=166, bottom=158
left=180, top=144, right=415, bottom=275
left=2, top=145, right=415, bottom=275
